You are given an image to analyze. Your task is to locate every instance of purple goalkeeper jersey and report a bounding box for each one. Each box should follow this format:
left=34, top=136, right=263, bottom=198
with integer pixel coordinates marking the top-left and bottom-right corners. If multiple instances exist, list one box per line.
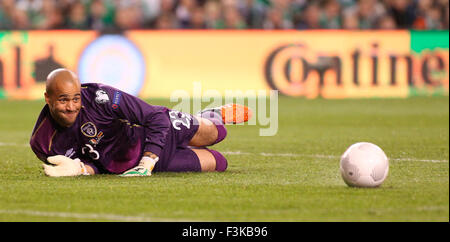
left=29, top=83, right=171, bottom=174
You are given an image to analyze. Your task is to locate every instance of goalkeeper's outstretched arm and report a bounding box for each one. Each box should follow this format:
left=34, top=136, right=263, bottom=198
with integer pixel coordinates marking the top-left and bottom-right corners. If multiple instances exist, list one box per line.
left=42, top=155, right=96, bottom=177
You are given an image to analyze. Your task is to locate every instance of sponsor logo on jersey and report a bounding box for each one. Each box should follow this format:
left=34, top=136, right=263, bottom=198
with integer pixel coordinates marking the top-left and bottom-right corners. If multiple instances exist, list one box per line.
left=64, top=148, right=75, bottom=158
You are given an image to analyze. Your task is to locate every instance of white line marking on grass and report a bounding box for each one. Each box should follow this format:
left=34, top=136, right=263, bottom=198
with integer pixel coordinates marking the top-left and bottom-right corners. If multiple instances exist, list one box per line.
left=0, top=209, right=198, bottom=222
left=0, top=142, right=29, bottom=147
left=1, top=143, right=447, bottom=163
left=221, top=151, right=251, bottom=155
left=390, top=158, right=449, bottom=163
left=222, top=151, right=449, bottom=163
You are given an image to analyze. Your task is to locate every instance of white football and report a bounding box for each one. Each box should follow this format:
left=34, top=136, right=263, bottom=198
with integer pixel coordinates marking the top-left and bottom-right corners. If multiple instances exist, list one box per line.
left=340, top=142, right=389, bottom=188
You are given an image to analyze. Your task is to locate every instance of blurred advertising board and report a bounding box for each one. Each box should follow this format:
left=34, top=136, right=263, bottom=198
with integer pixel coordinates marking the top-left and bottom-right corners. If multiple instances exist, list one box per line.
left=0, top=30, right=447, bottom=99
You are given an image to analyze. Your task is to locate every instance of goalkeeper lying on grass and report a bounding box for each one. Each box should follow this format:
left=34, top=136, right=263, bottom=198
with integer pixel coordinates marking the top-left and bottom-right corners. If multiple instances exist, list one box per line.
left=30, top=68, right=251, bottom=177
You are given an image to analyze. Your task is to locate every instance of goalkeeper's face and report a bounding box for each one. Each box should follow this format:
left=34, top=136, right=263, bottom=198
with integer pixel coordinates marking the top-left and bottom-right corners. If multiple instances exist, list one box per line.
left=45, top=81, right=82, bottom=128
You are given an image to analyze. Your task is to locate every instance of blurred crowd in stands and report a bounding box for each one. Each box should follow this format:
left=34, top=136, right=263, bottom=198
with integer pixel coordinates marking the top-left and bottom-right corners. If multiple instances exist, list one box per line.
left=0, top=0, right=449, bottom=31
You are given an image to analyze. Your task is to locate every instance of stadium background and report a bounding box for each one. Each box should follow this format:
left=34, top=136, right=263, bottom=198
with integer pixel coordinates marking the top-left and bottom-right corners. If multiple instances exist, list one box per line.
left=0, top=0, right=448, bottom=223
left=0, top=0, right=448, bottom=99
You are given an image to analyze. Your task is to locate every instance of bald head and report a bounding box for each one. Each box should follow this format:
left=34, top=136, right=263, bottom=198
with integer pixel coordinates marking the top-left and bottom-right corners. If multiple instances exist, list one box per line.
left=45, top=68, right=82, bottom=128
left=46, top=68, right=80, bottom=96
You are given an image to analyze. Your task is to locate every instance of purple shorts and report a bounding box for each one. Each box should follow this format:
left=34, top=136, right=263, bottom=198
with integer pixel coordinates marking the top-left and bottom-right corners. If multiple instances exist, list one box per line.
left=153, top=110, right=201, bottom=172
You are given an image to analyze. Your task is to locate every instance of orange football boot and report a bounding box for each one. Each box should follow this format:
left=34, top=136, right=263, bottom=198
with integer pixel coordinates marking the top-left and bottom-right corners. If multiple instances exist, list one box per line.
left=219, top=103, right=252, bottom=124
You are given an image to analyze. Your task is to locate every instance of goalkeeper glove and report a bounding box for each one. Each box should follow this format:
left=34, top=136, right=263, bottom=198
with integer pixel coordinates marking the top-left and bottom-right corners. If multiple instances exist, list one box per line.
left=120, top=156, right=159, bottom=177
left=43, top=155, right=90, bottom=177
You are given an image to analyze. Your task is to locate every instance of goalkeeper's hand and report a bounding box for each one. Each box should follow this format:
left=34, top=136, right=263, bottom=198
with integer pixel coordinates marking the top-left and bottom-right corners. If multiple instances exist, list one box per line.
left=120, top=156, right=159, bottom=177
left=43, top=155, right=89, bottom=177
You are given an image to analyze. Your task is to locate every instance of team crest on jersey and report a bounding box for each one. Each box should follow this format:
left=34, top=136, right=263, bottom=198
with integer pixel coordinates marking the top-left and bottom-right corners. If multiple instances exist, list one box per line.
left=95, top=89, right=110, bottom=104
left=81, top=122, right=97, bottom=137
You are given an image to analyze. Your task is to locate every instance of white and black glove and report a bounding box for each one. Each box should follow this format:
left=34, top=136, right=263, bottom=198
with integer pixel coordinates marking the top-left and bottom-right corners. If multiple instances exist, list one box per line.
left=43, top=155, right=90, bottom=177
left=120, top=156, right=159, bottom=177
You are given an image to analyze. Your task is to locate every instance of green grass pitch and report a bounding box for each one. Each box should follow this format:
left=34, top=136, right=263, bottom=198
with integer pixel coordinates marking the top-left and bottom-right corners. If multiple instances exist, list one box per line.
left=0, top=96, right=448, bottom=222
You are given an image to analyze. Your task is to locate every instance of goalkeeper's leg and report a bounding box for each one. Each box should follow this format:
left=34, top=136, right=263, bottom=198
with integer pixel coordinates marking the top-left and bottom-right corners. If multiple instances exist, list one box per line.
left=193, top=148, right=227, bottom=172
left=189, top=104, right=252, bottom=147
left=166, top=147, right=227, bottom=172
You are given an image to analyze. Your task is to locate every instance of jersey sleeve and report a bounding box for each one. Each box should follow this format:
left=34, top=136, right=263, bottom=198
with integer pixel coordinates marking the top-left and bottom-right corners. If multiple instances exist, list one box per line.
left=89, top=84, right=171, bottom=157
left=29, top=107, right=101, bottom=174
left=29, top=108, right=56, bottom=163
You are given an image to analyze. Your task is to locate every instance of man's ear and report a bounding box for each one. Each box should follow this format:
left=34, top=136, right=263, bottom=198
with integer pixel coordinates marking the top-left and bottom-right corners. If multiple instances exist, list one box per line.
left=44, top=92, right=50, bottom=105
